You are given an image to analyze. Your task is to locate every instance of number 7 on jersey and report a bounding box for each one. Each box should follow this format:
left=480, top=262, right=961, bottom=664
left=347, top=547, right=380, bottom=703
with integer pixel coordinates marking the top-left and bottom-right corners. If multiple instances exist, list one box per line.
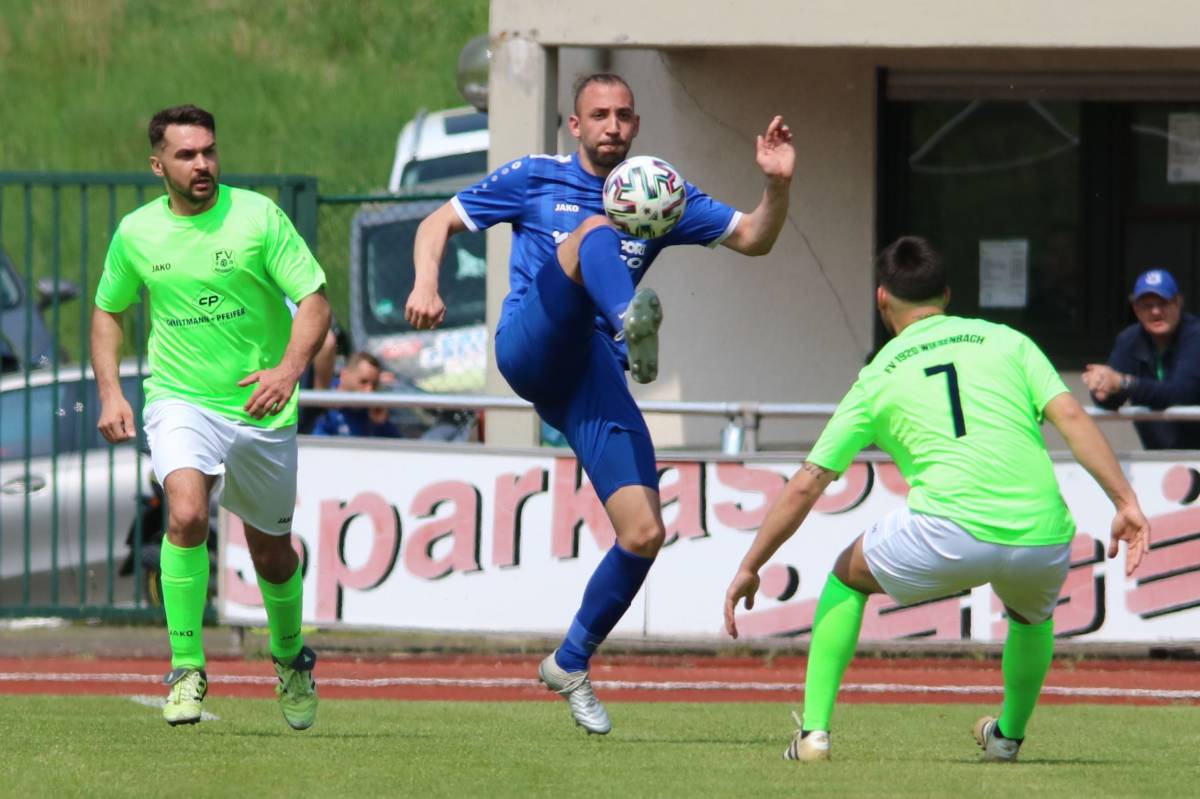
left=924, top=362, right=966, bottom=437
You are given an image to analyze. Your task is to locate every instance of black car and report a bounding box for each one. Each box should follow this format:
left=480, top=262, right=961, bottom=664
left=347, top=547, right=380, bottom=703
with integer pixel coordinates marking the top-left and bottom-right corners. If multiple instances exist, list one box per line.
left=0, top=245, right=80, bottom=373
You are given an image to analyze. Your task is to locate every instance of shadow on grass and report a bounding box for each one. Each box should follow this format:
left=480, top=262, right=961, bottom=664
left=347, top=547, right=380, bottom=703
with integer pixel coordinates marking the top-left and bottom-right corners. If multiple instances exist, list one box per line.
left=198, top=729, right=433, bottom=740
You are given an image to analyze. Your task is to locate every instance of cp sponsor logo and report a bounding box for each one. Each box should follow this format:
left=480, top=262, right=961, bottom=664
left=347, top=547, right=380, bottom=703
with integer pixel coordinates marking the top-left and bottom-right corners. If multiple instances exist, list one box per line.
left=195, top=289, right=225, bottom=315
left=212, top=248, right=236, bottom=275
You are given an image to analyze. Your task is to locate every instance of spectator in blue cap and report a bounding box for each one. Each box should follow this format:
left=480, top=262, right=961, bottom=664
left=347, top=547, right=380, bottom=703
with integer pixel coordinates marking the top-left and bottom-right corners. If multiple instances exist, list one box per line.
left=1084, top=268, right=1200, bottom=449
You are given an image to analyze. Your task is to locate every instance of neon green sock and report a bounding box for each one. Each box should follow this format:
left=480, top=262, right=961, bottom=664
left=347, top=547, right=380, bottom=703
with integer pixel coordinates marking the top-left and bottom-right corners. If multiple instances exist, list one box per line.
left=160, top=539, right=209, bottom=670
left=801, top=573, right=868, bottom=732
left=997, top=616, right=1054, bottom=740
left=257, top=564, right=305, bottom=663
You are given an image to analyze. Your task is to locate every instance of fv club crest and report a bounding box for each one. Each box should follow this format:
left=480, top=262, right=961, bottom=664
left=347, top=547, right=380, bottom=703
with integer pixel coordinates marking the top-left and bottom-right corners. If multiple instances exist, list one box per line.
left=212, top=248, right=236, bottom=275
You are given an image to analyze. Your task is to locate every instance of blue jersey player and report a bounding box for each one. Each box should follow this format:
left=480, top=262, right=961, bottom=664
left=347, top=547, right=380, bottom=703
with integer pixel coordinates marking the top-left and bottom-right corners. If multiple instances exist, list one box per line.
left=407, top=73, right=794, bottom=734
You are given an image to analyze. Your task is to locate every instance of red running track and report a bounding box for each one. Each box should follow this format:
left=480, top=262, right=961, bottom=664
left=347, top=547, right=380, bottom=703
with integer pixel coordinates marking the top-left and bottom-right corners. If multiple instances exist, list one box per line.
left=0, top=655, right=1197, bottom=705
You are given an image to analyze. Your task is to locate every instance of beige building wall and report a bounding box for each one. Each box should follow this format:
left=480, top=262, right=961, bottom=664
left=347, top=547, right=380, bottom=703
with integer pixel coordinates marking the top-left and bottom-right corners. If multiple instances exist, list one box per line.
left=484, top=2, right=1200, bottom=451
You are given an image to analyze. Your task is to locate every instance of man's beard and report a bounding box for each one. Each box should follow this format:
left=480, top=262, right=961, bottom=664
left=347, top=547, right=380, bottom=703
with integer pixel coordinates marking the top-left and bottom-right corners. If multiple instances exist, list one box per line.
left=585, top=139, right=630, bottom=169
left=167, top=173, right=217, bottom=206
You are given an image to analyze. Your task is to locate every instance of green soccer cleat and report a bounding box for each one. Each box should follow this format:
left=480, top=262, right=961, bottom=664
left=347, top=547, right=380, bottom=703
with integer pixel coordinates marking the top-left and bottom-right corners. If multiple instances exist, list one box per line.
left=622, top=288, right=663, bottom=384
left=273, top=646, right=318, bottom=731
left=162, top=667, right=208, bottom=726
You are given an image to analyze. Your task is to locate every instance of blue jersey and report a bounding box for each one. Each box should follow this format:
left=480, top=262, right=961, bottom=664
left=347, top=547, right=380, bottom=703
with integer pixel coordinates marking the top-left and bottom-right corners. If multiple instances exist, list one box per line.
left=452, top=152, right=741, bottom=337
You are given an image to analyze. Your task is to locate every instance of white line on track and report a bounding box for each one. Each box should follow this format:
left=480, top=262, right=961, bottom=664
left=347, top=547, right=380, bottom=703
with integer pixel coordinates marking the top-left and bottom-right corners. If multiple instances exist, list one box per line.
left=1, top=671, right=1198, bottom=701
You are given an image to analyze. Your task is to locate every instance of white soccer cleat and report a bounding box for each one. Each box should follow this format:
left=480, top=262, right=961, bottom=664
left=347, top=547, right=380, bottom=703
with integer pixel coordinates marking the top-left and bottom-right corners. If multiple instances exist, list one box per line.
left=783, top=712, right=831, bottom=761
left=974, top=715, right=1021, bottom=762
left=538, top=652, right=612, bottom=735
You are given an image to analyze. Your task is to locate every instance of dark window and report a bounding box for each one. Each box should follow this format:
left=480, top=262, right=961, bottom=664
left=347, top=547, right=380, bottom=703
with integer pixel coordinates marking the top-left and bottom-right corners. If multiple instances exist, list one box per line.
left=881, top=95, right=1200, bottom=365
left=399, top=152, right=489, bottom=189
left=442, top=112, right=488, bottom=136
left=360, top=221, right=486, bottom=337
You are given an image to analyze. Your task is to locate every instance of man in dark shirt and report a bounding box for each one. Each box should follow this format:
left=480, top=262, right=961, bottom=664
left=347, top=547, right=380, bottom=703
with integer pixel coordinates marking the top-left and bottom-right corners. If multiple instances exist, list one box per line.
left=310, top=352, right=400, bottom=438
left=1085, top=269, right=1200, bottom=449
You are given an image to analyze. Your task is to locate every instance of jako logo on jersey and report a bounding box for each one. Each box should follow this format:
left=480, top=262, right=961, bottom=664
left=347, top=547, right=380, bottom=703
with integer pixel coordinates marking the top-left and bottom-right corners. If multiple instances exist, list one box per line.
left=552, top=230, right=569, bottom=245
left=195, top=289, right=225, bottom=315
left=212, top=248, right=236, bottom=275
left=554, top=202, right=580, bottom=213
left=620, top=240, right=647, bottom=256
left=151, top=262, right=171, bottom=273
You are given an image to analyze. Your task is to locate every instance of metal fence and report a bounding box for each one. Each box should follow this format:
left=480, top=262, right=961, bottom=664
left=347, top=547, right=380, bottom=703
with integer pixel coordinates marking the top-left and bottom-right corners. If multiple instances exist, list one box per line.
left=0, top=172, right=317, bottom=619
left=0, top=170, right=1189, bottom=624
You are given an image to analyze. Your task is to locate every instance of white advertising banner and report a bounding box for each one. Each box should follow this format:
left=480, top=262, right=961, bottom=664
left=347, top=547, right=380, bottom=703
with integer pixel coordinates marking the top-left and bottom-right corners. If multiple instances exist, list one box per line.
left=219, top=441, right=1200, bottom=643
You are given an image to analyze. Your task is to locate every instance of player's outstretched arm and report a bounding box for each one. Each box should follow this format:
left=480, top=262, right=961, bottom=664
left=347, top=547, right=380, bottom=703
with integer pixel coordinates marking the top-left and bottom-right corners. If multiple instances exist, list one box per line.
left=406, top=202, right=467, bottom=331
left=722, top=116, right=794, bottom=257
left=240, top=287, right=332, bottom=419
left=90, top=307, right=135, bottom=444
left=724, top=462, right=837, bottom=638
left=1044, top=392, right=1150, bottom=575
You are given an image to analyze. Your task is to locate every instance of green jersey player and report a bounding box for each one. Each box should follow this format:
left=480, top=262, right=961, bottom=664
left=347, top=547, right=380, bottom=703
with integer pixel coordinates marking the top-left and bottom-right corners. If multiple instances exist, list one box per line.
left=92, top=105, right=330, bottom=730
left=724, top=236, right=1150, bottom=763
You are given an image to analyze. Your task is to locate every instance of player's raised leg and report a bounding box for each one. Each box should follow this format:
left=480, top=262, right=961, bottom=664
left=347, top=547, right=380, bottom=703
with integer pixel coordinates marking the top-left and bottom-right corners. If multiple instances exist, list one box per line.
left=558, top=217, right=662, bottom=384
left=159, top=468, right=217, bottom=726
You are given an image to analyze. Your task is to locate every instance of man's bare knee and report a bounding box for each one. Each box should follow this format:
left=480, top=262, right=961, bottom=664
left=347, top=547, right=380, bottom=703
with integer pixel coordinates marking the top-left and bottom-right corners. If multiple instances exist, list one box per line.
left=166, top=505, right=209, bottom=547
left=556, top=215, right=614, bottom=284
left=620, top=519, right=665, bottom=558
left=245, top=526, right=299, bottom=583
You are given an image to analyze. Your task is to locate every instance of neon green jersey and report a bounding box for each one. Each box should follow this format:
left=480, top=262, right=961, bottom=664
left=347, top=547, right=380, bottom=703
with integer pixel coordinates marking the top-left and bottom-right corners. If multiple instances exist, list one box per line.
left=94, top=185, right=326, bottom=428
left=808, top=315, right=1074, bottom=546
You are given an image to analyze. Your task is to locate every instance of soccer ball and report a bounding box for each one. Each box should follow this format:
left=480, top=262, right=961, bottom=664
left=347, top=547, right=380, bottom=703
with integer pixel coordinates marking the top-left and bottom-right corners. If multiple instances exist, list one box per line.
left=602, top=156, right=687, bottom=239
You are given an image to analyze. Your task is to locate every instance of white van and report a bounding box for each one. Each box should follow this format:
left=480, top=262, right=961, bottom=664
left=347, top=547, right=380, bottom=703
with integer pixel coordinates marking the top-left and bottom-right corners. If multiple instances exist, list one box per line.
left=351, top=106, right=490, bottom=395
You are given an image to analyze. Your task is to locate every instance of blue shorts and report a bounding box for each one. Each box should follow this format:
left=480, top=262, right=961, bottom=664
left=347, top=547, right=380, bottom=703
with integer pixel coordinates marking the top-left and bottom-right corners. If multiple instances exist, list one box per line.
left=495, top=259, right=659, bottom=502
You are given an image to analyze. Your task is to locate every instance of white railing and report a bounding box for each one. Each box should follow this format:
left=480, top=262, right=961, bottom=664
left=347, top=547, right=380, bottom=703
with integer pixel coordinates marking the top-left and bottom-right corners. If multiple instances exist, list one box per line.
left=299, top=389, right=1200, bottom=454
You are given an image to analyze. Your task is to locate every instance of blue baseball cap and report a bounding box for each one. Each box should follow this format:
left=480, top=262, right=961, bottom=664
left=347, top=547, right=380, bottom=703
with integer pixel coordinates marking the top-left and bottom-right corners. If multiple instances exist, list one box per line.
left=1132, top=269, right=1179, bottom=301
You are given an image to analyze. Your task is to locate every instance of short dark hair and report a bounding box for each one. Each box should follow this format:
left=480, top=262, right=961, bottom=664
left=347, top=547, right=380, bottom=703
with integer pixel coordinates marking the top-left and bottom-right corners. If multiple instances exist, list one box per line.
left=148, top=104, right=216, bottom=148
left=876, top=236, right=946, bottom=302
left=572, top=73, right=634, bottom=114
left=345, top=351, right=382, bottom=371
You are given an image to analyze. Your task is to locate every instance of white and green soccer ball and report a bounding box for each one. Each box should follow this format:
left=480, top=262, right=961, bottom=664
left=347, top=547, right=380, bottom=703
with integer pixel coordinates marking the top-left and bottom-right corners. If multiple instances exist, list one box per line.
left=602, top=155, right=687, bottom=239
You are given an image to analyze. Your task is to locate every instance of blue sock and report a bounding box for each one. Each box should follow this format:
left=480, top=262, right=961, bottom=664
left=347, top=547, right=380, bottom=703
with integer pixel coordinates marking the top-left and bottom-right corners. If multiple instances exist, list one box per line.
left=578, top=225, right=635, bottom=334
left=556, top=543, right=655, bottom=672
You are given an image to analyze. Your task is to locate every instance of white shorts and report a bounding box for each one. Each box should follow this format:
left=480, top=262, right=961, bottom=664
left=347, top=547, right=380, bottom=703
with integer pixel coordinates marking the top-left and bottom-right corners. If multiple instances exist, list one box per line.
left=862, top=507, right=1071, bottom=624
left=144, top=399, right=298, bottom=535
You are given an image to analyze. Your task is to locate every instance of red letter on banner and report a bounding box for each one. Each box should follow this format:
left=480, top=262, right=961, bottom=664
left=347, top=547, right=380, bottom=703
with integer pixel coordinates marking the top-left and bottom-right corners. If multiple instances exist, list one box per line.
left=813, top=462, right=873, bottom=514
left=550, top=458, right=615, bottom=559
left=315, top=494, right=400, bottom=622
left=406, top=482, right=483, bottom=579
left=223, top=514, right=307, bottom=607
left=859, top=593, right=967, bottom=640
left=1126, top=510, right=1200, bottom=619
left=492, top=468, right=548, bottom=567
left=660, top=462, right=706, bottom=546
left=712, top=463, right=787, bottom=531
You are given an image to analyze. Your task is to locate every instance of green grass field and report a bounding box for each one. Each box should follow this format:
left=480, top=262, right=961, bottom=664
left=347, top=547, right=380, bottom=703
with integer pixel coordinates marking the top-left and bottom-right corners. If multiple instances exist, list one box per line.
left=3, top=697, right=1197, bottom=798
left=0, top=0, right=488, bottom=359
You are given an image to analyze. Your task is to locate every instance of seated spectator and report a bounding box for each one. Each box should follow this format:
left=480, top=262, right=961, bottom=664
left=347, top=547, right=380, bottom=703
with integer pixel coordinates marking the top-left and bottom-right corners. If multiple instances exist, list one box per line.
left=310, top=352, right=401, bottom=438
left=1084, top=268, right=1200, bottom=449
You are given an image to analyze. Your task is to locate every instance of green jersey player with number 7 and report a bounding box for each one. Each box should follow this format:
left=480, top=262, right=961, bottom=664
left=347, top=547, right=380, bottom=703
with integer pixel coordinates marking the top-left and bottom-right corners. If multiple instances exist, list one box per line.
left=724, top=236, right=1151, bottom=763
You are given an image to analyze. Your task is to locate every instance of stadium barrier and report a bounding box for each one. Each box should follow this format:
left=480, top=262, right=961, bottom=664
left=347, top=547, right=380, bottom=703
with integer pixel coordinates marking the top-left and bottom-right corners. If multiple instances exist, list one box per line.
left=214, top=392, right=1200, bottom=644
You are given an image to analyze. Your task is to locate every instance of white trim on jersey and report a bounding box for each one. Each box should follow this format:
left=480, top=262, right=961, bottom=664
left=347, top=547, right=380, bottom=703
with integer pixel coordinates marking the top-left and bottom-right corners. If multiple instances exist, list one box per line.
left=707, top=210, right=743, bottom=249
left=450, top=195, right=481, bottom=233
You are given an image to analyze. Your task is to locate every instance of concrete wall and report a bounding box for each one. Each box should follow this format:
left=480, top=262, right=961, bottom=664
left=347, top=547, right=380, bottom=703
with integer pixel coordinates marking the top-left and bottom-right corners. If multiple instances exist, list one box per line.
left=492, top=0, right=1200, bottom=50
left=483, top=3, right=1200, bottom=450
